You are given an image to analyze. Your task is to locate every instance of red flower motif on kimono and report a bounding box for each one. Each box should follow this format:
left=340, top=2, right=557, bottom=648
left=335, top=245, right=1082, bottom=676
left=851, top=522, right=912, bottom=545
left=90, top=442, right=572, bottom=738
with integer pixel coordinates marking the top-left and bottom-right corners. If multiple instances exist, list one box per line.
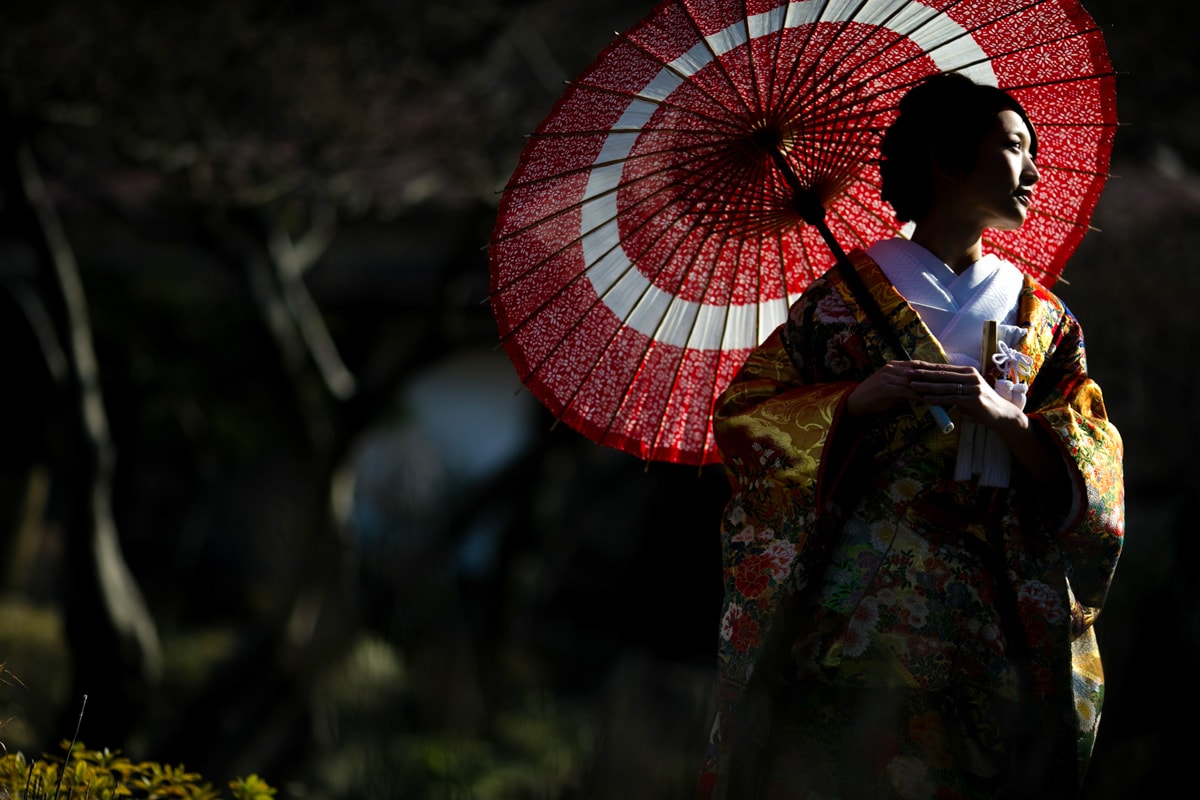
left=813, top=292, right=857, bottom=324
left=721, top=604, right=761, bottom=653
left=825, top=330, right=868, bottom=373
left=734, top=554, right=772, bottom=598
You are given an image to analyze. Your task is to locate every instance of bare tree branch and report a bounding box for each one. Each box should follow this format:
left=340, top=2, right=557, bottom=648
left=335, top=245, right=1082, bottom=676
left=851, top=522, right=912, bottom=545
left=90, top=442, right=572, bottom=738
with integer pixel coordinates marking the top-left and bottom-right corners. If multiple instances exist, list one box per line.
left=268, top=202, right=356, bottom=400
left=14, top=143, right=162, bottom=683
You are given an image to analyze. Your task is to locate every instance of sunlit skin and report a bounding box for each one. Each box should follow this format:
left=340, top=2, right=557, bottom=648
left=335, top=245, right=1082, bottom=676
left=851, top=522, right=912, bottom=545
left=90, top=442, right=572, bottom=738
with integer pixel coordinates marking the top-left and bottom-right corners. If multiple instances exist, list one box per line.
left=847, top=111, right=1067, bottom=486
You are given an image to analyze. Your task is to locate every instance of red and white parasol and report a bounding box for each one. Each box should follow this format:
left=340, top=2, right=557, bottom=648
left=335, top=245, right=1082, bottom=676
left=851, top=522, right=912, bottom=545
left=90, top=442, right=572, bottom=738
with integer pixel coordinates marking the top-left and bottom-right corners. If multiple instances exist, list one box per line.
left=489, top=0, right=1116, bottom=466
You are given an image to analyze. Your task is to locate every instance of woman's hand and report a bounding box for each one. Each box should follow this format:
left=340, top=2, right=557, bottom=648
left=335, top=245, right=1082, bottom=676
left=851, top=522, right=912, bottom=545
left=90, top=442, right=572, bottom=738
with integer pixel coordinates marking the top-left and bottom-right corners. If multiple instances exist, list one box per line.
left=903, top=361, right=1026, bottom=432
left=845, top=361, right=924, bottom=417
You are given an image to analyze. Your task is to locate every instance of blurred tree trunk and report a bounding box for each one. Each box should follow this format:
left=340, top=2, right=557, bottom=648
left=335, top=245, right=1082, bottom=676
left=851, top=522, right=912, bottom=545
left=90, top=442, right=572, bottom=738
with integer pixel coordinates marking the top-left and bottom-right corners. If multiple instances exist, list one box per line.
left=2, top=129, right=161, bottom=742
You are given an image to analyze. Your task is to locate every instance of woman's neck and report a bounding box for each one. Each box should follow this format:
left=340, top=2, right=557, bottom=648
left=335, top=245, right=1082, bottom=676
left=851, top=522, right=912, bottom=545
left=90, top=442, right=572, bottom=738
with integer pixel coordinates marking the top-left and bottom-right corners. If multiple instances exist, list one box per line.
left=908, top=193, right=988, bottom=273
left=909, top=218, right=984, bottom=274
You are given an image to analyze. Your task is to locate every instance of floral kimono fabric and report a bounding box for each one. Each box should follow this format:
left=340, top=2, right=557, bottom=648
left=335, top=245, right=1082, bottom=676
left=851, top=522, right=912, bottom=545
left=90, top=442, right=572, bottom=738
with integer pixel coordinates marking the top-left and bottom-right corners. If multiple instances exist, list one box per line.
left=698, top=251, right=1124, bottom=800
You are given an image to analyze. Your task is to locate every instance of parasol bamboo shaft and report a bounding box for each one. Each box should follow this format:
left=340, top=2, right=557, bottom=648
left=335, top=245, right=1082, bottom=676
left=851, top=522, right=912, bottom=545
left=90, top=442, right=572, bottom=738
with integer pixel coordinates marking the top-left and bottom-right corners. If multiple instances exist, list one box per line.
left=765, top=147, right=955, bottom=434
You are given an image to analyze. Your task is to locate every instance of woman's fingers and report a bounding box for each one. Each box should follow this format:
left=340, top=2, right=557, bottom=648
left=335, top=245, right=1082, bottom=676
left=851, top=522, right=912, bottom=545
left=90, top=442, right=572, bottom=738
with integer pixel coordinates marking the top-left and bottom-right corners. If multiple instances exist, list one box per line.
left=917, top=377, right=979, bottom=400
left=904, top=363, right=982, bottom=400
left=846, top=362, right=923, bottom=416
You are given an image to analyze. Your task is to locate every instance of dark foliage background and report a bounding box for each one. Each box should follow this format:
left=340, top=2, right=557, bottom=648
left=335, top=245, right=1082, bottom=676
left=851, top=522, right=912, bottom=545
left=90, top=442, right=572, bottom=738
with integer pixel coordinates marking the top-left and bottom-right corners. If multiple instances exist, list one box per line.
left=0, top=1, right=1193, bottom=797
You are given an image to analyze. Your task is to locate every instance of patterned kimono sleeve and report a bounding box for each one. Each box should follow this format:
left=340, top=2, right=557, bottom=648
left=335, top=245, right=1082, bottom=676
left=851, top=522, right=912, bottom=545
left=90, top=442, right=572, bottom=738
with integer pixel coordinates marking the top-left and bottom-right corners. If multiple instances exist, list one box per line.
left=1026, top=307, right=1124, bottom=620
left=699, top=284, right=863, bottom=793
left=709, top=321, right=855, bottom=682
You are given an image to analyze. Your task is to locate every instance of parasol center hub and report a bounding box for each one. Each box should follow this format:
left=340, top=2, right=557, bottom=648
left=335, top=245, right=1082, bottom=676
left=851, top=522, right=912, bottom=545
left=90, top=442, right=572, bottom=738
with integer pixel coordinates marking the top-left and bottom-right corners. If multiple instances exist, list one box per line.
left=748, top=120, right=800, bottom=154
left=745, top=121, right=826, bottom=226
left=749, top=124, right=783, bottom=152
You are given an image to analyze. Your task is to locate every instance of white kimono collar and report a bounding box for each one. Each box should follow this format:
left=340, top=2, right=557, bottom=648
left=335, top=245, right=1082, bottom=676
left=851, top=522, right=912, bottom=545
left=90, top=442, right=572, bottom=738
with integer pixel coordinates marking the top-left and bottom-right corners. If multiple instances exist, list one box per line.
left=866, top=238, right=1024, bottom=366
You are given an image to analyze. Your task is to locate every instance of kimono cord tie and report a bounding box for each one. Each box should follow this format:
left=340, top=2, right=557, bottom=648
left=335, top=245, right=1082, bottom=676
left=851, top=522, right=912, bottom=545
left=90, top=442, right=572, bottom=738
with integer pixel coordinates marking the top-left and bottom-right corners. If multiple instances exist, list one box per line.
left=992, top=340, right=1033, bottom=382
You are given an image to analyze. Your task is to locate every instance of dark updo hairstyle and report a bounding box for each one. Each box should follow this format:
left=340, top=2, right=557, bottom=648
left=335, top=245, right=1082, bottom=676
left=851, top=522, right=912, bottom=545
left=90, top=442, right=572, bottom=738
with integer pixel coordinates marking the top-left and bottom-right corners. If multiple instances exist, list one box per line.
left=879, top=72, right=1038, bottom=223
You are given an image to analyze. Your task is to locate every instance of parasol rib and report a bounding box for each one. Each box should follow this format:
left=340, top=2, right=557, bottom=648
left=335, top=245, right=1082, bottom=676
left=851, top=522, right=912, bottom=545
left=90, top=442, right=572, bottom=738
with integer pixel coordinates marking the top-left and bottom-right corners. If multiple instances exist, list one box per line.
left=559, top=79, right=747, bottom=138
left=754, top=1, right=789, bottom=125
left=640, top=188, right=775, bottom=458
left=826, top=198, right=890, bottom=252
left=595, top=40, right=752, bottom=135
left=775, top=0, right=838, bottom=121
left=1025, top=206, right=1103, bottom=231
left=611, top=3, right=759, bottom=132
left=523, top=236, right=699, bottom=432
left=870, top=3, right=1105, bottom=96
left=671, top=0, right=759, bottom=122
left=499, top=141, right=724, bottom=201
left=568, top=141, right=791, bottom=453
left=739, top=0, right=769, bottom=129
left=999, top=72, right=1117, bottom=94
left=495, top=134, right=749, bottom=240
left=980, top=237, right=1052, bottom=280
left=526, top=141, right=763, bottom=377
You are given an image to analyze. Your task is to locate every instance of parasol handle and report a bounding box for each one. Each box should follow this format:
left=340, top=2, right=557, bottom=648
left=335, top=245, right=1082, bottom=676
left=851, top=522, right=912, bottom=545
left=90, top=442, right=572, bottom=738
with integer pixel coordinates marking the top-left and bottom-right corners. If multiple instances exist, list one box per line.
left=765, top=148, right=955, bottom=434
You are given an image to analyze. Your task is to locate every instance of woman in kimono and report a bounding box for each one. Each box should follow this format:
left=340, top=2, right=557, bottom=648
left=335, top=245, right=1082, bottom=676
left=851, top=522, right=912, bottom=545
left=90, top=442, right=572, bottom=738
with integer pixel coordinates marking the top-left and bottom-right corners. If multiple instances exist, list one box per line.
left=698, top=74, right=1124, bottom=799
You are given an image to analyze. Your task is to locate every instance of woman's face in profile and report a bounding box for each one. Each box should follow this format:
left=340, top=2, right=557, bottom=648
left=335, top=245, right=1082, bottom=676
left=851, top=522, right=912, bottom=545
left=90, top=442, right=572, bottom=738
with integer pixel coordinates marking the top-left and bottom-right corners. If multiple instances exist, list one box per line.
left=948, top=109, right=1040, bottom=232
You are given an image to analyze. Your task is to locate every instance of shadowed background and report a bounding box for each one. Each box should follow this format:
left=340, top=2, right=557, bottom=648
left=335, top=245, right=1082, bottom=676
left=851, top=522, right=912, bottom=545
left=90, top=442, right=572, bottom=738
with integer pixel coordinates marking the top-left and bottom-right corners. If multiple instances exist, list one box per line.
left=0, top=0, right=1192, bottom=797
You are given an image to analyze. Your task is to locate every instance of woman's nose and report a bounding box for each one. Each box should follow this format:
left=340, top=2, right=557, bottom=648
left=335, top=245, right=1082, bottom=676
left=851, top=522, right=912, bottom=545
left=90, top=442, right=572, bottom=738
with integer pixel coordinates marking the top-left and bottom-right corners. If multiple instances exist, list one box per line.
left=1023, top=155, right=1040, bottom=185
